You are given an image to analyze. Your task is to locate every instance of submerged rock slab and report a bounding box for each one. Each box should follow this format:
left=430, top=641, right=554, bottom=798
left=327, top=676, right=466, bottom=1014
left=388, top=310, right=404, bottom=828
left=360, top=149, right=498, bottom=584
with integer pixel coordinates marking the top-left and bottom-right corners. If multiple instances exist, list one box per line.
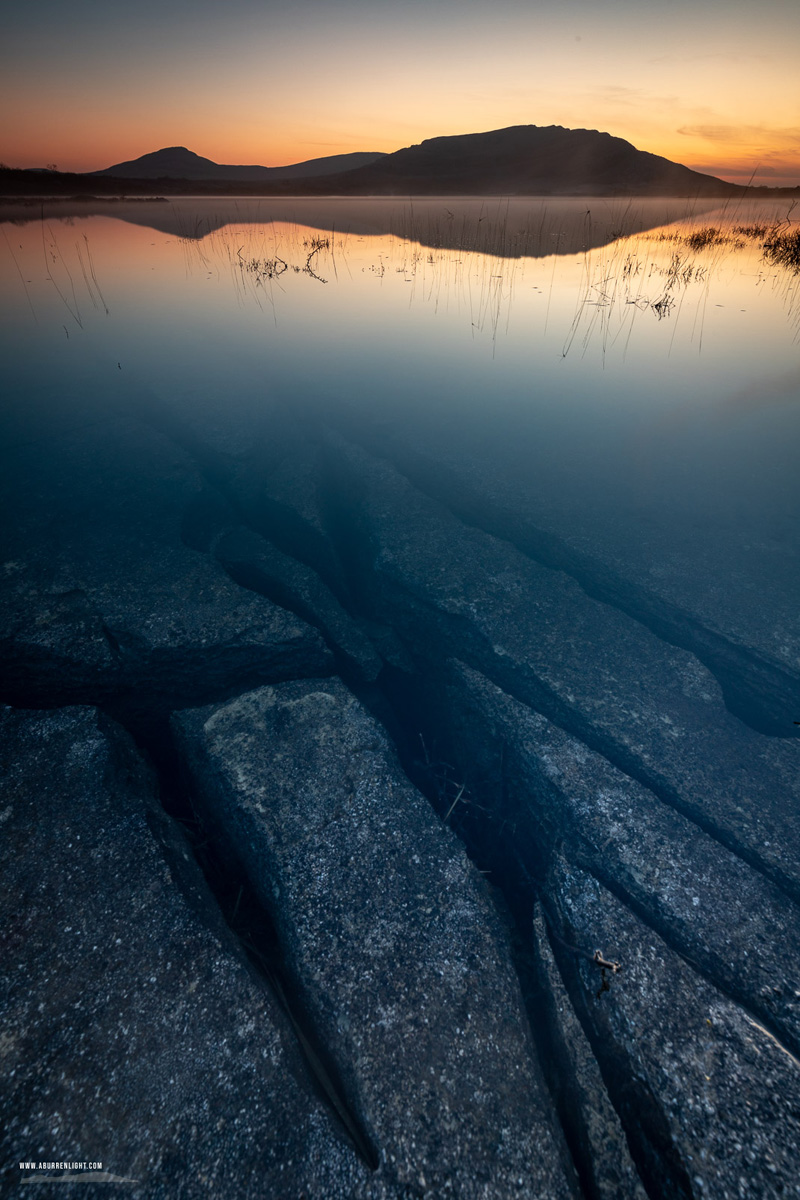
left=321, top=434, right=800, bottom=900
left=546, top=859, right=800, bottom=1200
left=239, top=435, right=350, bottom=598
left=332, top=415, right=800, bottom=730
left=438, top=661, right=800, bottom=1055
left=0, top=706, right=378, bottom=1200
left=0, top=417, right=331, bottom=710
left=173, top=679, right=575, bottom=1199
left=202, top=420, right=351, bottom=600
left=215, top=525, right=382, bottom=682
left=529, top=905, right=648, bottom=1200
left=156, top=404, right=350, bottom=600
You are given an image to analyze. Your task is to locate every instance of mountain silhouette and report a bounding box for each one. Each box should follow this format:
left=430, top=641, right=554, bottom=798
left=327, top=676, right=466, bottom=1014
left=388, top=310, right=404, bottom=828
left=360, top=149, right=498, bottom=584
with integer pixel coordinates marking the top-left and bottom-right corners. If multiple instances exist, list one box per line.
left=298, top=125, right=739, bottom=196
left=92, top=146, right=387, bottom=181
left=5, top=126, right=790, bottom=199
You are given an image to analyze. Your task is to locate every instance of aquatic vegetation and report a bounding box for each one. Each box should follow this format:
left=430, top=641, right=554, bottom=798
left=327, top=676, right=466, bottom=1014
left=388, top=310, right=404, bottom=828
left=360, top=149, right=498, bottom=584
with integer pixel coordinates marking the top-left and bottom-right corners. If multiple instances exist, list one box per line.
left=683, top=226, right=725, bottom=250
left=646, top=215, right=800, bottom=274
left=237, top=250, right=288, bottom=282
left=13, top=194, right=795, bottom=365
left=763, top=227, right=800, bottom=272
left=733, top=222, right=771, bottom=239
left=301, top=235, right=329, bottom=282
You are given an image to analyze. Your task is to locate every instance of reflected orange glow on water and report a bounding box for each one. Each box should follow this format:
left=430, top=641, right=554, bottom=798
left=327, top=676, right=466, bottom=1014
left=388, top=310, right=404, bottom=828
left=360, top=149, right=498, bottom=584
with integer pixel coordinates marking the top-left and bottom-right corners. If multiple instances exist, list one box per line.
left=1, top=196, right=798, bottom=682
left=2, top=198, right=797, bottom=394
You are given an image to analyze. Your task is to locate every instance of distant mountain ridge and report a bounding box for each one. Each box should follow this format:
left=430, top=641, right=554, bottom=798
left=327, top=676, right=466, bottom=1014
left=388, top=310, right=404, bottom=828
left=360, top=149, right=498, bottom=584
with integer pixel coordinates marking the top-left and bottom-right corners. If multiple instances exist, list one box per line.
left=304, top=125, right=739, bottom=196
left=6, top=125, right=795, bottom=199
left=92, top=146, right=387, bottom=181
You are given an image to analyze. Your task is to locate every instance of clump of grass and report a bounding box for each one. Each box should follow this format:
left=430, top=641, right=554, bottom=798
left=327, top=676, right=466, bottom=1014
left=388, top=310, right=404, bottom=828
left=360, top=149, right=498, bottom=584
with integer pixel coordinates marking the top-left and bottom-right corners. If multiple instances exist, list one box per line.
left=762, top=228, right=800, bottom=272
left=237, top=250, right=287, bottom=283
left=733, top=223, right=771, bottom=239
left=664, top=251, right=705, bottom=287
left=644, top=213, right=800, bottom=275
left=684, top=226, right=724, bottom=251
left=621, top=252, right=641, bottom=279
left=651, top=294, right=674, bottom=320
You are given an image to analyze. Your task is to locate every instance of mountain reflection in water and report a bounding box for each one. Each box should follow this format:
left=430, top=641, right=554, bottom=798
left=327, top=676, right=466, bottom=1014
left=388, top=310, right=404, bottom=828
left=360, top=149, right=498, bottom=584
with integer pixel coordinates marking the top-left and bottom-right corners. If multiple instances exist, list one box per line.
left=1, top=194, right=798, bottom=701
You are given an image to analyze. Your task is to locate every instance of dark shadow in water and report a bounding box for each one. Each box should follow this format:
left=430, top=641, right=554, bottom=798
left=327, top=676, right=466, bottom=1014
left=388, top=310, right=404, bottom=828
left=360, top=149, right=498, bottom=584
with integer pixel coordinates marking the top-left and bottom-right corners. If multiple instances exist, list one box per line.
left=0, top=195, right=725, bottom=259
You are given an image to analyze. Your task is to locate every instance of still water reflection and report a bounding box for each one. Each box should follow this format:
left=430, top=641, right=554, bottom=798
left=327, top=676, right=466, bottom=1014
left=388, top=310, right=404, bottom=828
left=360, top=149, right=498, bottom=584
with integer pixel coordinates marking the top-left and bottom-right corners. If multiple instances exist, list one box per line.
left=1, top=196, right=799, bottom=677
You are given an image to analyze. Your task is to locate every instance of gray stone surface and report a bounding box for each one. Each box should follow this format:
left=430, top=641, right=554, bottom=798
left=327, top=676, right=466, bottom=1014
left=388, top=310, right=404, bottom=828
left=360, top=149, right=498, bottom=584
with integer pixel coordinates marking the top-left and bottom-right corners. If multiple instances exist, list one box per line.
left=215, top=525, right=382, bottom=682
left=437, top=660, right=800, bottom=1055
left=173, top=678, right=575, bottom=1199
left=0, top=416, right=331, bottom=710
left=330, top=412, right=800, bottom=719
left=228, top=431, right=350, bottom=599
left=320, top=433, right=800, bottom=900
left=530, top=906, right=648, bottom=1200
left=0, top=705, right=378, bottom=1200
left=546, top=858, right=800, bottom=1200
left=152, top=405, right=351, bottom=600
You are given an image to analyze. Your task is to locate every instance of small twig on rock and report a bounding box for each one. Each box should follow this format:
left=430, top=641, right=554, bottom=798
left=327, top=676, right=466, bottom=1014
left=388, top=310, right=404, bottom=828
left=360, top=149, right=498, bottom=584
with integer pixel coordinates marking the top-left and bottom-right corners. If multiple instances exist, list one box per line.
left=444, top=783, right=466, bottom=823
left=541, top=900, right=622, bottom=974
left=593, top=950, right=622, bottom=974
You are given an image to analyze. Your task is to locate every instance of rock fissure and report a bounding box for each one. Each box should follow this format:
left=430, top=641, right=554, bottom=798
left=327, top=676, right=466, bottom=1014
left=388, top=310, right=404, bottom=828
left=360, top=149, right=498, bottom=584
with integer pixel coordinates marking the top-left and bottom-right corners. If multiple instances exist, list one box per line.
left=170, top=678, right=579, bottom=1199
left=571, top=847, right=800, bottom=1061
left=329, top=419, right=800, bottom=738
left=542, top=914, right=698, bottom=1200
left=0, top=705, right=381, bottom=1199
left=363, top=668, right=639, bottom=1199
left=388, top=660, right=800, bottom=1057
left=368, top=578, right=798, bottom=916
left=543, top=859, right=800, bottom=1199
left=308, top=431, right=800, bottom=906
left=112, top=709, right=383, bottom=1174
left=4, top=406, right=800, bottom=1198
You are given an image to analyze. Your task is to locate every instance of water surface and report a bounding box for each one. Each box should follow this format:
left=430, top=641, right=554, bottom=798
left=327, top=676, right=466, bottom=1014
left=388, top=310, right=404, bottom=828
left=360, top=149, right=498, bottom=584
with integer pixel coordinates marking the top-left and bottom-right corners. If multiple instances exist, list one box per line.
left=2, top=195, right=799, bottom=704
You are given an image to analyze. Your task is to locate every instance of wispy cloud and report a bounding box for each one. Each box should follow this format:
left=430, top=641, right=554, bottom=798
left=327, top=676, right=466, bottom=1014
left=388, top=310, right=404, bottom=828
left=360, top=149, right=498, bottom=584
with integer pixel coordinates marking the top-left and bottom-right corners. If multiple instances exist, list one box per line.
left=678, top=125, right=743, bottom=143
left=677, top=123, right=800, bottom=147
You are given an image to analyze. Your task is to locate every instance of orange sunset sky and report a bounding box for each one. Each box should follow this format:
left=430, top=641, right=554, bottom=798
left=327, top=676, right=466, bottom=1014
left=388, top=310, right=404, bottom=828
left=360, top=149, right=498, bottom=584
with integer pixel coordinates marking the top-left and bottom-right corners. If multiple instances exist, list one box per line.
left=2, top=0, right=799, bottom=186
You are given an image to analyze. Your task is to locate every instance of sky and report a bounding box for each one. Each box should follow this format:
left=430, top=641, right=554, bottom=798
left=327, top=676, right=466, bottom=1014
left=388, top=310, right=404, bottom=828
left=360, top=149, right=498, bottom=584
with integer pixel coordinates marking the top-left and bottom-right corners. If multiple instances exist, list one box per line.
left=2, top=0, right=799, bottom=186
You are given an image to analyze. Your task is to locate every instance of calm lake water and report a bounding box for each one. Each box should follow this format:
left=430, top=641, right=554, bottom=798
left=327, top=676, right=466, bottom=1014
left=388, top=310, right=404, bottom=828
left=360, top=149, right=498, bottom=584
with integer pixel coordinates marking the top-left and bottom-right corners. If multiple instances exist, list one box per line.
left=6, top=193, right=800, bottom=1200
left=2, top=195, right=799, bottom=708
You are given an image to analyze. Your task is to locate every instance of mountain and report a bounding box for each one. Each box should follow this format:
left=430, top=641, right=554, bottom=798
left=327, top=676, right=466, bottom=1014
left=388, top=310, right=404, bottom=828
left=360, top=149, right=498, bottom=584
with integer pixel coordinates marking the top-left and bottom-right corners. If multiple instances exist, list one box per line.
left=298, top=125, right=740, bottom=197
left=91, top=146, right=386, bottom=181
left=87, top=129, right=738, bottom=196
left=6, top=126, right=791, bottom=200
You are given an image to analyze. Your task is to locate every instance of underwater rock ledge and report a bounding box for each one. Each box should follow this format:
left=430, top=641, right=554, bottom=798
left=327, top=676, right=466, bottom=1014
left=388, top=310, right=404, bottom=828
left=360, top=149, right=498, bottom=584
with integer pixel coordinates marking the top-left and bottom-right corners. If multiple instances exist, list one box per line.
left=0, top=706, right=377, bottom=1199
left=172, top=677, right=576, bottom=1199
left=3, top=406, right=800, bottom=1198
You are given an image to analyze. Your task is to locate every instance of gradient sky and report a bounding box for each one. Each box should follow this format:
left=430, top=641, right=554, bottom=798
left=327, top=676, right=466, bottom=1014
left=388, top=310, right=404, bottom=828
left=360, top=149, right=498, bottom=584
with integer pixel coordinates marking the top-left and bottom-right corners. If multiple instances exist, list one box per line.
left=2, top=0, right=799, bottom=185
